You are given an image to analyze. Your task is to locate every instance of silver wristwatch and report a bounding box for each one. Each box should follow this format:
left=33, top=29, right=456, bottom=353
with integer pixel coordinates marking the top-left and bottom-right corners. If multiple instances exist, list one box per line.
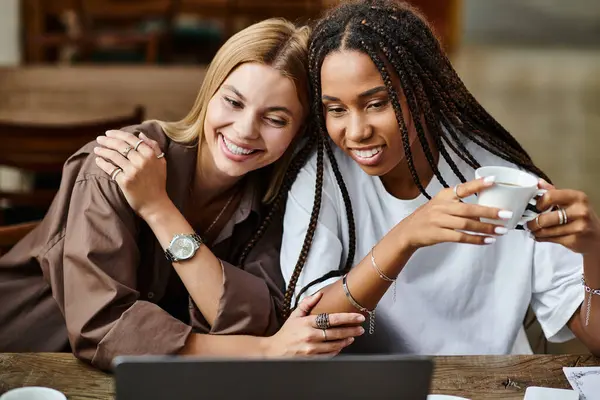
left=165, top=233, right=203, bottom=262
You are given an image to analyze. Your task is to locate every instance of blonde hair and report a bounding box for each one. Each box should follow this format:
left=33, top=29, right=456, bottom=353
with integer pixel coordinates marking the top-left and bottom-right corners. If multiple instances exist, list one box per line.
left=156, top=19, right=310, bottom=203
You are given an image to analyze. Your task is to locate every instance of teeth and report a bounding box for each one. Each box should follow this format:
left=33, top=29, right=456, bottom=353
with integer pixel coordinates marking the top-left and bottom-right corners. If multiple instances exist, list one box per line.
left=222, top=135, right=255, bottom=155
left=352, top=147, right=382, bottom=159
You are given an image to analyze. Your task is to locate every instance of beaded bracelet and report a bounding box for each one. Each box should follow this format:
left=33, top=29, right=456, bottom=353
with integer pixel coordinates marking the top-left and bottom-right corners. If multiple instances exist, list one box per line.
left=581, top=274, right=600, bottom=326
left=342, top=274, right=376, bottom=334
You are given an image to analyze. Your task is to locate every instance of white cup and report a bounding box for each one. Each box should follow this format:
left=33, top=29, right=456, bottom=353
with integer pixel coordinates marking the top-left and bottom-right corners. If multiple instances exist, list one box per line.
left=475, top=166, right=549, bottom=230
left=0, top=387, right=66, bottom=400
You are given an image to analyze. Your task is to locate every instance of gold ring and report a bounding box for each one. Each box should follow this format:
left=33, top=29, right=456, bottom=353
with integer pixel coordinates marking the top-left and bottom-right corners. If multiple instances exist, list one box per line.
left=110, top=167, right=123, bottom=181
left=134, top=139, right=144, bottom=152
left=535, top=215, right=543, bottom=230
left=321, top=329, right=328, bottom=341
left=121, top=146, right=133, bottom=158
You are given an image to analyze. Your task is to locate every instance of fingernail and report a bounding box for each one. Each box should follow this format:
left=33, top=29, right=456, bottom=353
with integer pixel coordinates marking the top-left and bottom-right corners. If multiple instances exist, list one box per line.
left=139, top=132, right=147, bottom=138
left=494, top=226, right=508, bottom=235
left=93, top=147, right=99, bottom=153
left=357, top=315, right=366, bottom=322
left=498, top=210, right=513, bottom=220
left=358, top=327, right=365, bottom=335
left=483, top=176, right=496, bottom=184
left=484, top=237, right=496, bottom=244
left=94, top=157, right=101, bottom=163
left=347, top=337, right=355, bottom=343
left=96, top=136, right=104, bottom=141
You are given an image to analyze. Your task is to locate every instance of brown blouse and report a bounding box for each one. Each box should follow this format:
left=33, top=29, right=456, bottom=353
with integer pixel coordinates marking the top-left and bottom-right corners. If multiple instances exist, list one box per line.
left=0, top=122, right=285, bottom=370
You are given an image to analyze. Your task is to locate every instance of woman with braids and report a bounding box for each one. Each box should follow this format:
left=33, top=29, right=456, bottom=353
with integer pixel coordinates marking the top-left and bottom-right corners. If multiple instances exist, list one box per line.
left=0, top=19, right=364, bottom=371
left=281, top=0, right=600, bottom=356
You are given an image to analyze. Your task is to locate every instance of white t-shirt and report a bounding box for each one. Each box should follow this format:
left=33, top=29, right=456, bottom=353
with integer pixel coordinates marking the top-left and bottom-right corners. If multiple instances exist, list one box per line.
left=281, top=140, right=584, bottom=355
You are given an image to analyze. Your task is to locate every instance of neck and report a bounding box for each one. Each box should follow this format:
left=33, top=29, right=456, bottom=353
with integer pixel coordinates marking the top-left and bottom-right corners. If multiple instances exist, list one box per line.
left=380, top=129, right=439, bottom=200
left=193, top=141, right=243, bottom=206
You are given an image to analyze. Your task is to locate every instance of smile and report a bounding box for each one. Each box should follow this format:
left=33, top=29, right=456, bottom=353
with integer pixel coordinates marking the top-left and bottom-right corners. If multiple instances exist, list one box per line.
left=351, top=146, right=383, bottom=159
left=221, top=134, right=258, bottom=155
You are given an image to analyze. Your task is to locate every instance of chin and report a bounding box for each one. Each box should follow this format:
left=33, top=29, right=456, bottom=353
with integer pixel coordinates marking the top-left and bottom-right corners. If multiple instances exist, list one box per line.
left=357, top=163, right=390, bottom=177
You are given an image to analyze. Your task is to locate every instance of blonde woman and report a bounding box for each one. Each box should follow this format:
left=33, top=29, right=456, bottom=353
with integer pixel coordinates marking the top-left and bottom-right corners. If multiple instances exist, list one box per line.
left=0, top=19, right=364, bottom=371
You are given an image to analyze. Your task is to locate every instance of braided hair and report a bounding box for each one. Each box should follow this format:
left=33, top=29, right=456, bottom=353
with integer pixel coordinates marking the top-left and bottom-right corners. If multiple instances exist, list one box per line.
left=281, top=0, right=550, bottom=317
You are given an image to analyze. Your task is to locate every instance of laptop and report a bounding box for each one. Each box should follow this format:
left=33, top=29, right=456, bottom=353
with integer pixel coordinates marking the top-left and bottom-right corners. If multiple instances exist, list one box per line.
left=113, top=354, right=433, bottom=400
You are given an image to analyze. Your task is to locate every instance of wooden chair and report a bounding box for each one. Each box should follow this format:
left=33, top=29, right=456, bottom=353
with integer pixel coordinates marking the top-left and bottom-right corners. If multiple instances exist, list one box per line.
left=0, top=106, right=144, bottom=223
left=0, top=221, right=39, bottom=256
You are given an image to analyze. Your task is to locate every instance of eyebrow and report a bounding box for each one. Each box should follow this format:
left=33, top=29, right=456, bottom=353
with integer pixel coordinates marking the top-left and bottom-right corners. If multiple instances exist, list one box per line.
left=222, top=84, right=246, bottom=101
left=322, top=86, right=387, bottom=102
left=266, top=106, right=293, bottom=117
left=223, top=84, right=294, bottom=117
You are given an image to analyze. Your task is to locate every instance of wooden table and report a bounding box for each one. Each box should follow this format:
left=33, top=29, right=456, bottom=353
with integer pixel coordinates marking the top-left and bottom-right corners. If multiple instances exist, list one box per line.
left=1, top=353, right=598, bottom=399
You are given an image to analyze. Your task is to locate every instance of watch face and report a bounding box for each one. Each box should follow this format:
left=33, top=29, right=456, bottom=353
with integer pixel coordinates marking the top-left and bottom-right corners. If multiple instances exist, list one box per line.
left=171, top=236, right=196, bottom=260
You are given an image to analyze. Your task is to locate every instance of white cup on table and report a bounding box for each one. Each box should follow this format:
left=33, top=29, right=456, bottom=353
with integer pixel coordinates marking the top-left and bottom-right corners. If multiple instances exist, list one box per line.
left=0, top=387, right=66, bottom=400
left=475, top=166, right=550, bottom=230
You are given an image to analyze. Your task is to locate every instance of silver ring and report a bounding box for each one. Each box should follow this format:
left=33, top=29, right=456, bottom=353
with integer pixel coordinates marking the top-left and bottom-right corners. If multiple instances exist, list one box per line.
left=315, top=313, right=331, bottom=330
left=110, top=167, right=123, bottom=181
left=156, top=152, right=165, bottom=159
left=134, top=139, right=144, bottom=152
left=559, top=208, right=568, bottom=225
left=121, top=146, right=133, bottom=158
left=453, top=184, right=464, bottom=200
left=321, top=329, right=328, bottom=341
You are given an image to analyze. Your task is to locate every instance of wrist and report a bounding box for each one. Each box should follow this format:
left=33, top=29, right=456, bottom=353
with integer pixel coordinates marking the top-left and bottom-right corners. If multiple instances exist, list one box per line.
left=392, top=224, right=418, bottom=255
left=257, top=336, right=272, bottom=357
left=140, top=196, right=177, bottom=226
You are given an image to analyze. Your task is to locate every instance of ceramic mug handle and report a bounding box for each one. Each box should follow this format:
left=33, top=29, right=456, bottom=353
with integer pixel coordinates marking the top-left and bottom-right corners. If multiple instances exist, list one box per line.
left=519, top=189, right=550, bottom=225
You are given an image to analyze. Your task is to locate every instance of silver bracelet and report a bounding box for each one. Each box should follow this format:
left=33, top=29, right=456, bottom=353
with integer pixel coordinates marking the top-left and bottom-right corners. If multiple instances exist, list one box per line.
left=342, top=274, right=375, bottom=334
left=370, top=247, right=396, bottom=303
left=582, top=274, right=600, bottom=326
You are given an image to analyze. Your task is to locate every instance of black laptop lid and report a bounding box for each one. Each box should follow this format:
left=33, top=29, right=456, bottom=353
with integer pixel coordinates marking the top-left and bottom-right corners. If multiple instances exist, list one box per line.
left=114, top=355, right=433, bottom=400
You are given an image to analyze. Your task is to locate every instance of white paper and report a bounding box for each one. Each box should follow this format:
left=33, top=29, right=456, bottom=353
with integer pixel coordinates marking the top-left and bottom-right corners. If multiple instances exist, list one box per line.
left=563, top=366, right=600, bottom=400
left=523, top=386, right=579, bottom=400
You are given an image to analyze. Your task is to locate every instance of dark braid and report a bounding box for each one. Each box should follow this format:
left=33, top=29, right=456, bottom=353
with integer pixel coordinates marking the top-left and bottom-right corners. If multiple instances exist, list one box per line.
left=281, top=133, right=325, bottom=318
left=287, top=0, right=551, bottom=306
left=292, top=138, right=356, bottom=308
left=237, top=132, right=318, bottom=266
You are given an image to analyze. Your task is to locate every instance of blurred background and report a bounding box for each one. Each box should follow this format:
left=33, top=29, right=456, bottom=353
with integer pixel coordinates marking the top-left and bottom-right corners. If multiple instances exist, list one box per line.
left=0, top=0, right=598, bottom=354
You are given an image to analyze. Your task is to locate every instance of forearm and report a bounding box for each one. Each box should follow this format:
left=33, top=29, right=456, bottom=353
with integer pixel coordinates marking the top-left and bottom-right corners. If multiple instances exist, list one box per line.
left=311, top=226, right=415, bottom=315
left=144, top=201, right=224, bottom=324
left=179, top=332, right=267, bottom=357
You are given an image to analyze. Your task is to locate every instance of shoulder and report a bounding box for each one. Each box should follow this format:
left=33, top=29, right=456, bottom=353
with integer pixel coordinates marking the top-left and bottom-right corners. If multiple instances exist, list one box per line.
left=65, top=121, right=170, bottom=182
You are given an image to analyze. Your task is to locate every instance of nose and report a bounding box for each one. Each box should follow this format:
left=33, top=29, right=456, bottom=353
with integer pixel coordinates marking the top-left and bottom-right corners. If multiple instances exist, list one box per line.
left=233, top=111, right=260, bottom=140
left=345, top=112, right=373, bottom=143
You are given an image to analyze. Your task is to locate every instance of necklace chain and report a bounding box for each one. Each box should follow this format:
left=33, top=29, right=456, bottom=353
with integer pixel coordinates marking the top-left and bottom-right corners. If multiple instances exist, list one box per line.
left=202, top=190, right=236, bottom=238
